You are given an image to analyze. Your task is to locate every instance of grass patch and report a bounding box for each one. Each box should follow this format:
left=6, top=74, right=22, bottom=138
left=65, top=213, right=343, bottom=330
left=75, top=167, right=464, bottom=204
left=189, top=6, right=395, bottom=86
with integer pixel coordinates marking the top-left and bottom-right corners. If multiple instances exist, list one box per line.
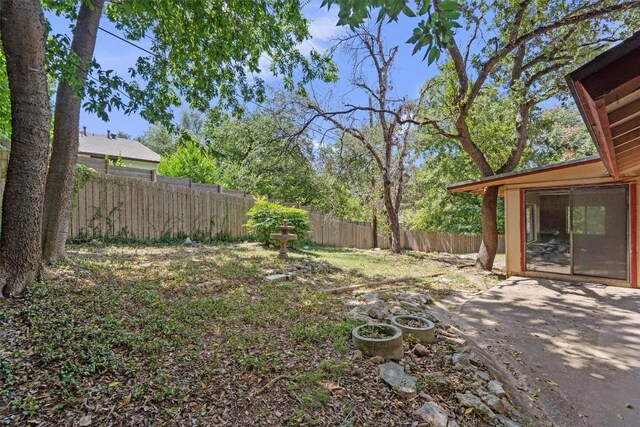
left=0, top=242, right=503, bottom=426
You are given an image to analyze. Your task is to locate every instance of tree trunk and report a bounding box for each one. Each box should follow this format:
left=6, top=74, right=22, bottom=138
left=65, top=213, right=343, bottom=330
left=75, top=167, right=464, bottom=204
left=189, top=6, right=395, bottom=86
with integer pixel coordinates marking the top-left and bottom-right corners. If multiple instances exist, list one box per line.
left=475, top=186, right=499, bottom=271
left=372, top=211, right=378, bottom=248
left=41, top=0, right=104, bottom=262
left=382, top=182, right=402, bottom=254
left=0, top=0, right=51, bottom=296
left=388, top=214, right=402, bottom=254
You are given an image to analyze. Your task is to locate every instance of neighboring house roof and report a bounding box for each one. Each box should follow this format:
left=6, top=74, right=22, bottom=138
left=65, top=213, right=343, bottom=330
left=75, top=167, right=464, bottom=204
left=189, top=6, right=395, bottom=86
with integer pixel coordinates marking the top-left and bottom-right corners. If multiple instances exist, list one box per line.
left=566, top=31, right=640, bottom=179
left=447, top=156, right=603, bottom=194
left=79, top=132, right=161, bottom=163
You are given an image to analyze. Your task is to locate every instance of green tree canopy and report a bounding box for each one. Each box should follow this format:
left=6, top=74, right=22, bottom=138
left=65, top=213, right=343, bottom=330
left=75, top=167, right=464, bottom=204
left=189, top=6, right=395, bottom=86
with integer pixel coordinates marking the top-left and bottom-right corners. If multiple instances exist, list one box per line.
left=157, top=134, right=220, bottom=184
left=202, top=110, right=320, bottom=203
left=44, top=0, right=337, bottom=125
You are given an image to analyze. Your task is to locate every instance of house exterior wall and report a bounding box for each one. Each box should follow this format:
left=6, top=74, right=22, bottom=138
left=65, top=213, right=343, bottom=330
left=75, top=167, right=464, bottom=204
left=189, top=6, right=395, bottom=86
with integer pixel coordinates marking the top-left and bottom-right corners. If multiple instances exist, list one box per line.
left=503, top=170, right=640, bottom=288
left=78, top=154, right=158, bottom=171
left=117, top=158, right=158, bottom=170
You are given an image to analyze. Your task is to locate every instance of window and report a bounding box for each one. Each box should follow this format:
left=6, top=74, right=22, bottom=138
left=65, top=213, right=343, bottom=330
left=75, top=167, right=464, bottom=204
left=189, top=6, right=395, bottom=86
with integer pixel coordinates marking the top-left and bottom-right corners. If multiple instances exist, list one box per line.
left=572, top=206, right=606, bottom=235
left=524, top=186, right=628, bottom=280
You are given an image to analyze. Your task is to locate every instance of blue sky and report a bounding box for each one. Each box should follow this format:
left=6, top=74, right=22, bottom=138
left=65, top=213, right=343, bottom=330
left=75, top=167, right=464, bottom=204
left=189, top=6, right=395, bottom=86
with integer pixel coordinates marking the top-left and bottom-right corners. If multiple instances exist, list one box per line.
left=47, top=2, right=442, bottom=138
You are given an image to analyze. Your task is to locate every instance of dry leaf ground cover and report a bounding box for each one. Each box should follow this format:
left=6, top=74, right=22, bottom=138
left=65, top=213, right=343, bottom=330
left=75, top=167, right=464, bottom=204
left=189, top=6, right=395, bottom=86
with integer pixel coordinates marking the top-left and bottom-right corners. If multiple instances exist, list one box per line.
left=0, top=242, right=506, bottom=426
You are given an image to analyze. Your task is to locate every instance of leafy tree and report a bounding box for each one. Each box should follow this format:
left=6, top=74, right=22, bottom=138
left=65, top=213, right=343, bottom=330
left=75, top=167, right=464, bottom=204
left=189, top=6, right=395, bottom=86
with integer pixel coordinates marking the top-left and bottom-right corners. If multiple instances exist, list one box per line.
left=405, top=150, right=505, bottom=235
left=203, top=108, right=320, bottom=204
left=139, top=125, right=176, bottom=157
left=115, top=131, right=131, bottom=139
left=328, top=0, right=640, bottom=270
left=305, top=23, right=420, bottom=253
left=41, top=0, right=104, bottom=262
left=40, top=0, right=337, bottom=262
left=322, top=0, right=461, bottom=63
left=308, top=172, right=368, bottom=221
left=0, top=0, right=51, bottom=296
left=179, top=110, right=206, bottom=139
left=407, top=99, right=595, bottom=235
left=157, top=135, right=220, bottom=185
left=525, top=105, right=597, bottom=167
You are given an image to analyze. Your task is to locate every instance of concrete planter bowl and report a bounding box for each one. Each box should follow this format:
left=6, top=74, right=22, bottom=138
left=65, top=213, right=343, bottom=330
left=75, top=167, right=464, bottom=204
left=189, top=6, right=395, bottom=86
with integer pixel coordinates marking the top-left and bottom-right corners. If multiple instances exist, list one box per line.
left=391, top=315, right=435, bottom=344
left=352, top=323, right=404, bottom=360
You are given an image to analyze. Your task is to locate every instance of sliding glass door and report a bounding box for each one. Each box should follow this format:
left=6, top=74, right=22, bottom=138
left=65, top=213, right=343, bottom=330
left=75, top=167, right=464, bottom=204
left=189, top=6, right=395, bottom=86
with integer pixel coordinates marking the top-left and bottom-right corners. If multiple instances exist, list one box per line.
left=571, top=187, right=628, bottom=279
left=525, top=190, right=571, bottom=275
left=524, top=186, right=628, bottom=280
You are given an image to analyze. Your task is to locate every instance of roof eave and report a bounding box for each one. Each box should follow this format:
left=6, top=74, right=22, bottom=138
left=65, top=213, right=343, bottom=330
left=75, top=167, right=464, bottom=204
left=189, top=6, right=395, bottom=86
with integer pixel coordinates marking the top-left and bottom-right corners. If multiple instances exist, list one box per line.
left=446, top=156, right=602, bottom=194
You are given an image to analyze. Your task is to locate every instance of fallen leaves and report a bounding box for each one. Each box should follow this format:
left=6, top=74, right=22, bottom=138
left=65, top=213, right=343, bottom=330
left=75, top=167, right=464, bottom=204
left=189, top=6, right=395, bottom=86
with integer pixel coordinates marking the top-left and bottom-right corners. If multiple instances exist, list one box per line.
left=0, top=243, right=513, bottom=426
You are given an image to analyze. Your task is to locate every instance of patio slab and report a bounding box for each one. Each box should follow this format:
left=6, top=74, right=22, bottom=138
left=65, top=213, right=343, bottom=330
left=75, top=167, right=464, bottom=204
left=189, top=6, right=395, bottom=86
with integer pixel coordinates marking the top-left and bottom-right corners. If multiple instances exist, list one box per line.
left=448, top=277, right=640, bottom=427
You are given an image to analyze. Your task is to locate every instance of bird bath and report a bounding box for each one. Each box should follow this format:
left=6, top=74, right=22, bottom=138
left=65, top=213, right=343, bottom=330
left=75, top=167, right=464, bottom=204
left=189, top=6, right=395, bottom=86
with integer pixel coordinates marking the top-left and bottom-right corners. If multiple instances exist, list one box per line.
left=270, top=219, right=297, bottom=257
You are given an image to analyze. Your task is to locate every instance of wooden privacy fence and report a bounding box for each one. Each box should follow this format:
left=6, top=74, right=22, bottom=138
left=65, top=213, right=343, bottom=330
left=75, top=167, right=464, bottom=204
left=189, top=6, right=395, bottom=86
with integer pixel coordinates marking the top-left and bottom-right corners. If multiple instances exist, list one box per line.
left=69, top=175, right=505, bottom=254
left=70, top=175, right=252, bottom=241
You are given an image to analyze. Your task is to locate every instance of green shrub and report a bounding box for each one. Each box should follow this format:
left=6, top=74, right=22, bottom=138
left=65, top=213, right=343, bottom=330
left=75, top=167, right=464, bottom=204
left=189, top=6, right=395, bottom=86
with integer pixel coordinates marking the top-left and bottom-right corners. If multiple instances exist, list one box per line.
left=245, top=198, right=311, bottom=247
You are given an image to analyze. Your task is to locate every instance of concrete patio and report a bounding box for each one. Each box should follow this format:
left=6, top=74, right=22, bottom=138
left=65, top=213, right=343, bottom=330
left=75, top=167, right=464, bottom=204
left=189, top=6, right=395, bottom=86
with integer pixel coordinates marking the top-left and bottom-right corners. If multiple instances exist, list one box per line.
left=448, top=277, right=640, bottom=427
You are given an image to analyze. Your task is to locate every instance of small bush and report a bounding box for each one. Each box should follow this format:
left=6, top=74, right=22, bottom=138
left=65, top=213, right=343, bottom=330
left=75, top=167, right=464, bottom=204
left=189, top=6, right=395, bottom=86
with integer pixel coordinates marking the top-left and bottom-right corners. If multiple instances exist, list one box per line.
left=245, top=198, right=311, bottom=247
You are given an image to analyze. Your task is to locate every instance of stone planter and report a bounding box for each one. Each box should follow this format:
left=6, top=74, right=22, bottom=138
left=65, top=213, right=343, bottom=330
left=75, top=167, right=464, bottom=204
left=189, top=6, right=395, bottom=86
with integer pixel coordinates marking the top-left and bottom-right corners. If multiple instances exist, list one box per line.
left=352, top=323, right=404, bottom=360
left=391, top=315, right=435, bottom=344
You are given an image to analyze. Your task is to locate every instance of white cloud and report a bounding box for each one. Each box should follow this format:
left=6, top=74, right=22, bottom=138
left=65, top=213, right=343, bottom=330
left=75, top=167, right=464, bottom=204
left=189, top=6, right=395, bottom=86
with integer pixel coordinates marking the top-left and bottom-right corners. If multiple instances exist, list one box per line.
left=302, top=9, right=342, bottom=54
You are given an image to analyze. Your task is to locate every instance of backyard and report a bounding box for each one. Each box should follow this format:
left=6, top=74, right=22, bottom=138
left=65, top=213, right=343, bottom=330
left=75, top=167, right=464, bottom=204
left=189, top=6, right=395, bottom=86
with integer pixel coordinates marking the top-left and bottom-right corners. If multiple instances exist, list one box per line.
left=0, top=242, right=521, bottom=426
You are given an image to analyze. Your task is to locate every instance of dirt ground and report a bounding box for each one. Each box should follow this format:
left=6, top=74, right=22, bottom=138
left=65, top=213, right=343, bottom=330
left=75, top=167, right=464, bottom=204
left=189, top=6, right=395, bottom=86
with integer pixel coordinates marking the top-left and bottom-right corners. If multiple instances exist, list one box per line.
left=1, top=242, right=523, bottom=426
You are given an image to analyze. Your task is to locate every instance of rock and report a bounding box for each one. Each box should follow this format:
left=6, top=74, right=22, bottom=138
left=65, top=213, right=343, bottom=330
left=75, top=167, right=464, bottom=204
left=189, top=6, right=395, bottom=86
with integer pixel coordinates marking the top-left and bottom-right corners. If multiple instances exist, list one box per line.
left=390, top=306, right=407, bottom=315
left=379, top=362, right=417, bottom=398
left=468, top=351, right=483, bottom=366
left=418, top=391, right=433, bottom=400
left=488, top=380, right=506, bottom=397
left=416, top=293, right=431, bottom=305
left=456, top=392, right=496, bottom=418
left=78, top=415, right=92, bottom=426
left=425, top=372, right=451, bottom=389
left=448, top=420, right=459, bottom=427
left=415, top=402, right=448, bottom=427
left=352, top=350, right=363, bottom=361
left=440, top=335, right=466, bottom=346
left=183, top=237, right=193, bottom=246
left=365, top=300, right=390, bottom=320
left=345, top=299, right=362, bottom=307
left=361, top=292, right=380, bottom=303
left=421, top=312, right=439, bottom=323
left=370, top=355, right=385, bottom=364
left=478, top=389, right=506, bottom=414
left=400, top=300, right=421, bottom=310
left=496, top=415, right=521, bottom=427
left=471, top=380, right=484, bottom=390
left=451, top=352, right=472, bottom=370
left=345, top=307, right=371, bottom=322
left=414, top=344, right=429, bottom=357
left=475, top=370, right=491, bottom=381
left=265, top=274, right=289, bottom=283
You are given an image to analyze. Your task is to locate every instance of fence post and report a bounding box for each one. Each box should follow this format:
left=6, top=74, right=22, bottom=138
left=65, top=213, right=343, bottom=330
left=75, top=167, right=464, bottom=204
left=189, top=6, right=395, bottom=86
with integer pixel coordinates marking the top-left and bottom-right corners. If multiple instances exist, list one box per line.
left=150, top=169, right=157, bottom=182
left=105, top=158, right=109, bottom=175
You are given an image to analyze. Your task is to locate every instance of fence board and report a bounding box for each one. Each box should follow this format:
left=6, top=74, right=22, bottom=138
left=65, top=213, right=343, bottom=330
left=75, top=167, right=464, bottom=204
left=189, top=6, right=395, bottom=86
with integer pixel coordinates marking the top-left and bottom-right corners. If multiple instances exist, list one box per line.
left=70, top=175, right=504, bottom=253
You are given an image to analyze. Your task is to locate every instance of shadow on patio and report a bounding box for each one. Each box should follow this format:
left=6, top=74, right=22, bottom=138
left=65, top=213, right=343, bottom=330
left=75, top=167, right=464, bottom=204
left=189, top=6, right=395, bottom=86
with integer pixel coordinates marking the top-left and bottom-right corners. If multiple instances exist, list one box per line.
left=454, top=277, right=640, bottom=427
